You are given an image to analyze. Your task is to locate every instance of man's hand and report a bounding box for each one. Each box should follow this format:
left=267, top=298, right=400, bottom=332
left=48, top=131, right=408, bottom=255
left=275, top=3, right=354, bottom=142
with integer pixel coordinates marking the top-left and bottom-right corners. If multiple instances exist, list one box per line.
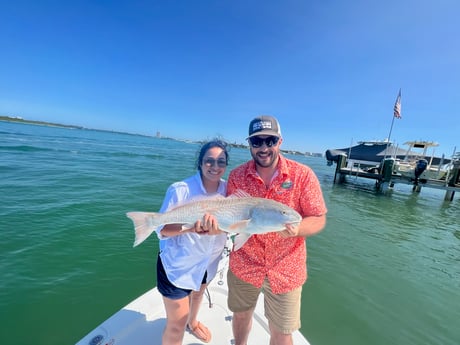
left=279, top=223, right=300, bottom=238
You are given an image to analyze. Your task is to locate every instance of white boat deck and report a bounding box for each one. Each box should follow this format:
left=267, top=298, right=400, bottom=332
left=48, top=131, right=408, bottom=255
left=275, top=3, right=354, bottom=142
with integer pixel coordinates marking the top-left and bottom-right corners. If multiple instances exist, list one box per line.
left=76, top=255, right=311, bottom=345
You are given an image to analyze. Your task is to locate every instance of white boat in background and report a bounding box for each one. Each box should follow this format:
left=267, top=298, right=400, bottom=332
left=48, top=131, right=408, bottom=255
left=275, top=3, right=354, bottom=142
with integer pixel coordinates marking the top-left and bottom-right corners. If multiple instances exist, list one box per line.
left=75, top=240, right=311, bottom=345
left=393, top=141, right=451, bottom=181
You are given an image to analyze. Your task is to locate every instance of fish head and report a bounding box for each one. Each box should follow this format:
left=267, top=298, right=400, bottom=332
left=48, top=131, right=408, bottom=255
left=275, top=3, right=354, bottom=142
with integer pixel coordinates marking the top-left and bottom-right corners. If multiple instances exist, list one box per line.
left=248, top=200, right=302, bottom=233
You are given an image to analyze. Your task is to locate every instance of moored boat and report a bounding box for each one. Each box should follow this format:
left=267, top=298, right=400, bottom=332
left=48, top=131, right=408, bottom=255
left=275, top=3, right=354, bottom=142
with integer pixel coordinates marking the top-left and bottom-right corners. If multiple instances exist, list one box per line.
left=326, top=140, right=409, bottom=169
left=393, top=141, right=451, bottom=181
left=326, top=140, right=453, bottom=177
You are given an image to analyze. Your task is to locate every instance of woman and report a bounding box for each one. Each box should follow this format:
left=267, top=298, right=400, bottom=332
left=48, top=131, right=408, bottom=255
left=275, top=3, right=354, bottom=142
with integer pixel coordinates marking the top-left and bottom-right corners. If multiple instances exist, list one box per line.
left=155, top=139, right=229, bottom=344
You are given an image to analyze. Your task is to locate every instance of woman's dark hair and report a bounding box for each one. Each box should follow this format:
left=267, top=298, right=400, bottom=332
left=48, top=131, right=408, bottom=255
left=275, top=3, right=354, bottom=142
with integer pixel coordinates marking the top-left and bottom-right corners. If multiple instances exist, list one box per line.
left=196, top=139, right=229, bottom=172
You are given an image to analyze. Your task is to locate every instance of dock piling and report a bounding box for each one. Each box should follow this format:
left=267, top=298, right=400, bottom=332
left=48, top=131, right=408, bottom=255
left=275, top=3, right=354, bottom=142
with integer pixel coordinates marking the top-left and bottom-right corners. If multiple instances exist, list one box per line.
left=334, top=154, right=347, bottom=184
left=444, top=163, right=460, bottom=201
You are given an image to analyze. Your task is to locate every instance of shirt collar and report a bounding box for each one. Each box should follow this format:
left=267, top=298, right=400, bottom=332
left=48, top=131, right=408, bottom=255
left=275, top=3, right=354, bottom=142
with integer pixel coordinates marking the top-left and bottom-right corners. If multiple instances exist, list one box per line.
left=194, top=171, right=225, bottom=195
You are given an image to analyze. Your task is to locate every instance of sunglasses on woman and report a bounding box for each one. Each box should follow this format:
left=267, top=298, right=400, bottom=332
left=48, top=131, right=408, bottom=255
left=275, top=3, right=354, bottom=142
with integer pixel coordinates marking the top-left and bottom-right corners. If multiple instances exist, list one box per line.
left=203, top=158, right=227, bottom=168
left=248, top=136, right=280, bottom=148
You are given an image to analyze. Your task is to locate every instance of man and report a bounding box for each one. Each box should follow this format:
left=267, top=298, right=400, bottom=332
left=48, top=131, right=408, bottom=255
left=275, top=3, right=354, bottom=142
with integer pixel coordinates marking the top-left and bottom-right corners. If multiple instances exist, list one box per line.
left=227, top=115, right=327, bottom=345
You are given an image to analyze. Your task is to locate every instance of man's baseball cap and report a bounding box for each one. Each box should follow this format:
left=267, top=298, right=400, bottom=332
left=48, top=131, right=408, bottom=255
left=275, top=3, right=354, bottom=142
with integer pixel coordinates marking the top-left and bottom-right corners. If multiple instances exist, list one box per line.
left=247, top=115, right=282, bottom=138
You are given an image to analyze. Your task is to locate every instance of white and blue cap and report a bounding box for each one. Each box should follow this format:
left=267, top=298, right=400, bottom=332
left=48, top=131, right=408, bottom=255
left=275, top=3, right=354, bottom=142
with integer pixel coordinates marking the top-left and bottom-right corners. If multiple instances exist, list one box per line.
left=247, top=115, right=282, bottom=139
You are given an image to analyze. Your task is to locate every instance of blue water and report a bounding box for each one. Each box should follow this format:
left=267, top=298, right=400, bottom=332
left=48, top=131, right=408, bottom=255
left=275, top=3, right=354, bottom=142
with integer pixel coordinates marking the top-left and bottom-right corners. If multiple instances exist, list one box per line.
left=1, top=121, right=459, bottom=345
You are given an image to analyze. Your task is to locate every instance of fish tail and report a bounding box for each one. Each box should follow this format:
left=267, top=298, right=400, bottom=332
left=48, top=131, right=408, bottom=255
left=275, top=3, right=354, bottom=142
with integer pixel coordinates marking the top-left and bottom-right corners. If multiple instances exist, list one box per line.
left=126, top=212, right=160, bottom=247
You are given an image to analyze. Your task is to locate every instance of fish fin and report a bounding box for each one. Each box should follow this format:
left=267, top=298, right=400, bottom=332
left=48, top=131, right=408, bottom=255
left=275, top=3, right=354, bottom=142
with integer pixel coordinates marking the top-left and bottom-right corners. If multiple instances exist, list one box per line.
left=228, top=220, right=251, bottom=230
left=233, top=233, right=252, bottom=251
left=190, top=193, right=225, bottom=201
left=169, top=193, right=225, bottom=210
left=228, top=190, right=252, bottom=198
left=126, top=212, right=159, bottom=247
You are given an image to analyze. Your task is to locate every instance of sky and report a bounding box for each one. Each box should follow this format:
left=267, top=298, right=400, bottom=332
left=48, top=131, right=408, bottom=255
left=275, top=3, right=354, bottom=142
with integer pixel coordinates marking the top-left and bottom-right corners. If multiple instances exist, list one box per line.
left=1, top=0, right=459, bottom=156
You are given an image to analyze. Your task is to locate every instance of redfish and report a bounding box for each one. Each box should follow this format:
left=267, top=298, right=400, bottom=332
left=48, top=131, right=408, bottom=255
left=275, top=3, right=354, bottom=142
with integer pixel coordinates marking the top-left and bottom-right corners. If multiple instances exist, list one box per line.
left=127, top=195, right=301, bottom=250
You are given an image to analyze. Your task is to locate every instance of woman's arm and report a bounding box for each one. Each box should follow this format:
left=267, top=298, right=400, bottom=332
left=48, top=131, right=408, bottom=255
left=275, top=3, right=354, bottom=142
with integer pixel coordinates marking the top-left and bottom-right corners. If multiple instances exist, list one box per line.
left=160, top=214, right=223, bottom=238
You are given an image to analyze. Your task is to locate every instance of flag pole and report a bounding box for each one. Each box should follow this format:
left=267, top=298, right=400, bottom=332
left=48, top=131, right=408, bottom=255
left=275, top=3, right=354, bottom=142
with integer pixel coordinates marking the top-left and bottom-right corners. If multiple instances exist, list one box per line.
left=386, top=112, right=396, bottom=145
left=384, top=89, right=401, bottom=159
left=384, top=116, right=395, bottom=160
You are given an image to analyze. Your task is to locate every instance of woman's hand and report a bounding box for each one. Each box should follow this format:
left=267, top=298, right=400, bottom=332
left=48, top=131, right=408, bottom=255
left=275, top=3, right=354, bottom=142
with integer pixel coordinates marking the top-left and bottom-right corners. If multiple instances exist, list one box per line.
left=193, top=213, right=223, bottom=235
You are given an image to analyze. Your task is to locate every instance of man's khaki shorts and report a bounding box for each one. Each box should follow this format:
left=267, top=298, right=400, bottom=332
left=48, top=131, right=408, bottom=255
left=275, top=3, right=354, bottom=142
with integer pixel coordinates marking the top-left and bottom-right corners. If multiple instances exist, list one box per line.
left=227, top=268, right=302, bottom=334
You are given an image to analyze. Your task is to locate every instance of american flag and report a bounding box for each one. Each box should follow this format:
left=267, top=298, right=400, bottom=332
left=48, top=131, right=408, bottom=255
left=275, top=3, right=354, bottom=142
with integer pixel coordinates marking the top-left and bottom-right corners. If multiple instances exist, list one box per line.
left=393, top=89, right=402, bottom=119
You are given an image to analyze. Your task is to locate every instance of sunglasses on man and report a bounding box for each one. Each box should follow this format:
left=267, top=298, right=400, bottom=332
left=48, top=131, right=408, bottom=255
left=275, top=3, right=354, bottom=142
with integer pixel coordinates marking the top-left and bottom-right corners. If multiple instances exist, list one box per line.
left=248, top=136, right=280, bottom=148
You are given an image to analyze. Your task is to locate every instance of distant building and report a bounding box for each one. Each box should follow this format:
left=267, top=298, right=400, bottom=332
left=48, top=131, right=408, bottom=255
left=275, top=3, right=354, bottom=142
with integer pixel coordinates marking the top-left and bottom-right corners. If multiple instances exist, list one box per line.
left=305, top=152, right=323, bottom=157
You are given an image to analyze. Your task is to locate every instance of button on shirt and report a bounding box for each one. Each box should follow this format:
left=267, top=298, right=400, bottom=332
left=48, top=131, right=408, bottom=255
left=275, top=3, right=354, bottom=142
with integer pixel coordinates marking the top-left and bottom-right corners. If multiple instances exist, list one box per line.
left=227, top=155, right=327, bottom=294
left=156, top=172, right=228, bottom=291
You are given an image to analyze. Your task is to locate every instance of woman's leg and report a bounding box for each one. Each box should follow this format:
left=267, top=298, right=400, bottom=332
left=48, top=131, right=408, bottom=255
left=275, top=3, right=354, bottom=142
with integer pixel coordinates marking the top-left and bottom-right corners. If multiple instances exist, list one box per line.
left=187, top=283, right=211, bottom=342
left=162, top=295, right=190, bottom=345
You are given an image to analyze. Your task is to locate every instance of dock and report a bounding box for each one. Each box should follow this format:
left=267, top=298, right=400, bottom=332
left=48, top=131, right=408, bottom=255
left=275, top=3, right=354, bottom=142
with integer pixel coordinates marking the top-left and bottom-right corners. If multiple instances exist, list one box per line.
left=332, top=154, right=460, bottom=201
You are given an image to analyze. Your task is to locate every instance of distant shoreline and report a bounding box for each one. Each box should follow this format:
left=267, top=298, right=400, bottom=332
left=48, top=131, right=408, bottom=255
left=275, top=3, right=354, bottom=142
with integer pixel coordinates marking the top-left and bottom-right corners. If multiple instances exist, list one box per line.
left=0, top=115, right=321, bottom=156
left=0, top=114, right=159, bottom=137
left=0, top=115, right=85, bottom=130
